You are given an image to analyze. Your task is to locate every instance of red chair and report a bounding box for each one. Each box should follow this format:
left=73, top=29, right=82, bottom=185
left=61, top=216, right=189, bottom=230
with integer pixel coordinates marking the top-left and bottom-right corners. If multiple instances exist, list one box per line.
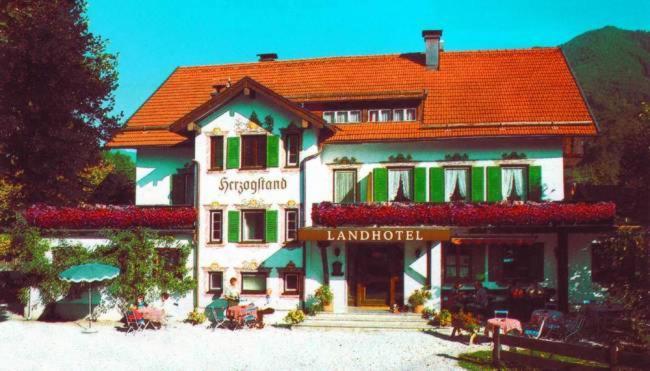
left=124, top=309, right=146, bottom=335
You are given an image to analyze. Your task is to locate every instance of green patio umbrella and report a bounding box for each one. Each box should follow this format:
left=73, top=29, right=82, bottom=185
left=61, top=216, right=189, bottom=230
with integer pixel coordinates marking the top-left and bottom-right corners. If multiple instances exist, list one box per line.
left=59, top=263, right=119, bottom=333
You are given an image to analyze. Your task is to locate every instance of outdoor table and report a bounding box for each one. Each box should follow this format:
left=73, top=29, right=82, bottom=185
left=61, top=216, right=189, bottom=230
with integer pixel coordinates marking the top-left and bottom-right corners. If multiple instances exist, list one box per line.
left=139, top=307, right=165, bottom=324
left=484, top=317, right=522, bottom=336
left=227, top=304, right=257, bottom=328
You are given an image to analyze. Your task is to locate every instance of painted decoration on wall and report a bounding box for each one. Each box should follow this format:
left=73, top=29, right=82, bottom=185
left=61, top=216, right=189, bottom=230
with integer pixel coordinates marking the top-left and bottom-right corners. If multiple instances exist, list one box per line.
left=386, top=153, right=413, bottom=162
left=331, top=156, right=358, bottom=165
left=502, top=151, right=527, bottom=160
left=444, top=153, right=469, bottom=161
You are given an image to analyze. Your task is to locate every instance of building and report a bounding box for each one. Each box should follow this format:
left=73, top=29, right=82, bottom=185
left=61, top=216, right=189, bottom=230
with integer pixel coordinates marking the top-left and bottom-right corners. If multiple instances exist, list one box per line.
left=100, top=30, right=614, bottom=316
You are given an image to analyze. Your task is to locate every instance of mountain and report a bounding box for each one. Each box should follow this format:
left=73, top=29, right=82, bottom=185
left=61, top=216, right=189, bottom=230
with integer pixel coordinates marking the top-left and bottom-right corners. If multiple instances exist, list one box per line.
left=561, top=26, right=650, bottom=185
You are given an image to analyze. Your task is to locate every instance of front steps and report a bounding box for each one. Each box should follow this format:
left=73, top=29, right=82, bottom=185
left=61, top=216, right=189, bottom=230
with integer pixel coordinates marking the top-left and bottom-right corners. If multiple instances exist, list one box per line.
left=292, top=311, right=433, bottom=331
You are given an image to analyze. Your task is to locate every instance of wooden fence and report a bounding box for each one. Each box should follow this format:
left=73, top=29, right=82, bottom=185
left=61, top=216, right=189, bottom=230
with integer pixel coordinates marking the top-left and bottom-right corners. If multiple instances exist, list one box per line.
left=491, top=327, right=650, bottom=370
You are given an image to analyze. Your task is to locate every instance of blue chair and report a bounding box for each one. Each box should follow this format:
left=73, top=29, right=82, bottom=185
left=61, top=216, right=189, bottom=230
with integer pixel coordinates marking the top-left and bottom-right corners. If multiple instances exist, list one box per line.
left=524, top=316, right=547, bottom=339
left=208, top=299, right=229, bottom=331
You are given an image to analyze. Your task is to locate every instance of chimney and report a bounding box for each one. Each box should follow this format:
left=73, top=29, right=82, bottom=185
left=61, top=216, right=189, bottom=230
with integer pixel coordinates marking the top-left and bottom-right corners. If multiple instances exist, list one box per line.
left=257, top=53, right=278, bottom=62
left=211, top=83, right=228, bottom=96
left=422, top=30, right=443, bottom=70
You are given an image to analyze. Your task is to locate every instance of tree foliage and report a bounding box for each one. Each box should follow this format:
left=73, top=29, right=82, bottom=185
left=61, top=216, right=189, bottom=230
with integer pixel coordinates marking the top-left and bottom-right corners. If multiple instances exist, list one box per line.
left=0, top=0, right=121, bottom=206
left=8, top=222, right=195, bottom=313
left=594, top=228, right=650, bottom=344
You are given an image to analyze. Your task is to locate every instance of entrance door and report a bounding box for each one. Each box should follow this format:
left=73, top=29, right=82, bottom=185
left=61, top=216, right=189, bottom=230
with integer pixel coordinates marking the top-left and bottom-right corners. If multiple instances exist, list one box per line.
left=350, top=244, right=403, bottom=307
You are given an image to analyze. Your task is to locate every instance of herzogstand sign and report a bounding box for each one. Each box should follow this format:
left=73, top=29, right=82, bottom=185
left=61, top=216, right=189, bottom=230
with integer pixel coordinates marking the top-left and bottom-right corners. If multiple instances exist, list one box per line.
left=218, top=176, right=288, bottom=194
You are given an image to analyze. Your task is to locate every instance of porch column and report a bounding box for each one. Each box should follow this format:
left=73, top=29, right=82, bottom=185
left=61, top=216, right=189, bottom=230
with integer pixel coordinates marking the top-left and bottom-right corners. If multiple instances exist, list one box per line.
left=556, top=230, right=569, bottom=312
left=429, top=242, right=442, bottom=311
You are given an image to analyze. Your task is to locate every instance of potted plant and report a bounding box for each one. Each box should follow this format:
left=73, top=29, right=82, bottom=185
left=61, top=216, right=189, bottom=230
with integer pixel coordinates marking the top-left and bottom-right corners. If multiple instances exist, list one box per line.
left=314, top=285, right=334, bottom=312
left=283, top=309, right=305, bottom=325
left=422, top=307, right=437, bottom=319
left=433, top=309, right=452, bottom=327
left=185, top=310, right=206, bottom=325
left=408, top=287, right=432, bottom=314
left=451, top=311, right=480, bottom=345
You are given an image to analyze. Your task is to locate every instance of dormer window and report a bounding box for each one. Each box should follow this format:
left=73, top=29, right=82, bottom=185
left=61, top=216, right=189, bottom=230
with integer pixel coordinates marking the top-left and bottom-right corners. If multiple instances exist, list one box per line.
left=393, top=108, right=416, bottom=121
left=323, top=110, right=361, bottom=124
left=369, top=108, right=416, bottom=122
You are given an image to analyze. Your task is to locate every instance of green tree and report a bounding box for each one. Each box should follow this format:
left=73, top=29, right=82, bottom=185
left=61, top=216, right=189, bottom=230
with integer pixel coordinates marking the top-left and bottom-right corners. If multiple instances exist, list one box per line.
left=86, top=151, right=135, bottom=204
left=0, top=0, right=121, bottom=206
left=618, top=103, right=650, bottom=223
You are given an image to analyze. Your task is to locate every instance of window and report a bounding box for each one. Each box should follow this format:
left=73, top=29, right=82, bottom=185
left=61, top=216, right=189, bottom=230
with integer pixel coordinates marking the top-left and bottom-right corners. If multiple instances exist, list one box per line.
left=502, top=166, right=527, bottom=201
left=333, top=169, right=357, bottom=203
left=444, top=168, right=470, bottom=202
left=322, top=110, right=361, bottom=124
left=393, top=108, right=416, bottom=121
left=208, top=271, right=223, bottom=293
left=284, top=133, right=300, bottom=167
left=369, top=109, right=393, bottom=122
left=283, top=273, right=301, bottom=295
left=388, top=168, right=413, bottom=202
left=285, top=209, right=298, bottom=242
left=445, top=247, right=472, bottom=281
left=488, top=244, right=544, bottom=283
left=209, top=210, right=223, bottom=243
left=210, top=136, right=224, bottom=170
left=241, top=272, right=267, bottom=294
left=241, top=135, right=267, bottom=169
left=157, top=248, right=182, bottom=279
left=242, top=210, right=265, bottom=242
left=171, top=170, right=193, bottom=205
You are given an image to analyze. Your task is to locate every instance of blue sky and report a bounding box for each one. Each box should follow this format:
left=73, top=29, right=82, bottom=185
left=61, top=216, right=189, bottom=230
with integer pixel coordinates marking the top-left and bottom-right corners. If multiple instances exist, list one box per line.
left=87, top=0, right=650, bottom=121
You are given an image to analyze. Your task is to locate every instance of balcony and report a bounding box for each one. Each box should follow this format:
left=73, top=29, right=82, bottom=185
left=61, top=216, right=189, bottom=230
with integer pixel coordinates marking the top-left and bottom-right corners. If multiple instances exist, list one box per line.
left=311, top=202, right=616, bottom=228
left=25, top=205, right=195, bottom=230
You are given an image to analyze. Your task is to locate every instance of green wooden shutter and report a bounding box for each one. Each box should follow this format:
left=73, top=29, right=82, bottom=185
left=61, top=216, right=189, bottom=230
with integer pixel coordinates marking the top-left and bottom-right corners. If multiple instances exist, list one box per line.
left=487, top=166, right=502, bottom=202
left=413, top=167, right=427, bottom=202
left=471, top=167, right=485, bottom=202
left=266, top=135, right=279, bottom=168
left=359, top=175, right=369, bottom=202
left=227, top=210, right=240, bottom=243
left=429, top=167, right=444, bottom=203
left=265, top=210, right=278, bottom=243
left=372, top=168, right=388, bottom=202
left=528, top=165, right=542, bottom=201
left=170, top=174, right=184, bottom=205
left=226, top=137, right=240, bottom=169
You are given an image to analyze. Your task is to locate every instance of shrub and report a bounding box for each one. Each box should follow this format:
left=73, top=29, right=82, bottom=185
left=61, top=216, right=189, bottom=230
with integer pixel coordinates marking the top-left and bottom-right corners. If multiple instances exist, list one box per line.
left=453, top=311, right=480, bottom=334
left=185, top=310, right=206, bottom=325
left=408, top=287, right=432, bottom=307
left=284, top=309, right=305, bottom=324
left=314, top=285, right=333, bottom=307
left=434, top=309, right=452, bottom=327
left=422, top=307, right=437, bottom=319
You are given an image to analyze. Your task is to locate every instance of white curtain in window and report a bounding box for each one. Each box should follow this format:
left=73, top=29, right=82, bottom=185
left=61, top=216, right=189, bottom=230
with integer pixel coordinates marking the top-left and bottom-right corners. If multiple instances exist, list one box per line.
left=336, top=111, right=348, bottom=123
left=380, top=110, right=391, bottom=122
left=323, top=112, right=333, bottom=124
left=349, top=111, right=361, bottom=123
left=405, top=109, right=416, bottom=121
left=388, top=169, right=412, bottom=201
left=369, top=111, right=378, bottom=122
left=502, top=168, right=525, bottom=199
left=444, top=169, right=467, bottom=201
left=393, top=109, right=404, bottom=121
left=334, top=171, right=355, bottom=203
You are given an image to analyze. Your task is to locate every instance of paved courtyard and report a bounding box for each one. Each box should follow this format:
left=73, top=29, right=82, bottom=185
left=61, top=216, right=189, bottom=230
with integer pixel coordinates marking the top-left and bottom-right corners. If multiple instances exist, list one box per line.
left=0, top=320, right=485, bottom=371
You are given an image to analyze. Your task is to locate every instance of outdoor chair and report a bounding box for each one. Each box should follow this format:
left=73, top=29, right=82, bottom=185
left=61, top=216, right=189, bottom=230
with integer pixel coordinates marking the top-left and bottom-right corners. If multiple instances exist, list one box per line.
left=124, top=310, right=146, bottom=335
left=209, top=299, right=229, bottom=331
left=562, top=315, right=586, bottom=342
left=523, top=316, right=547, bottom=339
left=494, top=310, right=509, bottom=319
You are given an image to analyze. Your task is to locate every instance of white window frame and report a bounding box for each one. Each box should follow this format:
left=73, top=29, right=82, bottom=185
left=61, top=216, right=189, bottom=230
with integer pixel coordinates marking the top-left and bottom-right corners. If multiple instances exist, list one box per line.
left=369, top=108, right=416, bottom=122
left=283, top=272, right=300, bottom=294
left=285, top=209, right=298, bottom=242
left=209, top=210, right=223, bottom=243
left=208, top=271, right=223, bottom=292
left=393, top=108, right=416, bottom=122
left=322, top=110, right=361, bottom=124
left=241, top=210, right=265, bottom=242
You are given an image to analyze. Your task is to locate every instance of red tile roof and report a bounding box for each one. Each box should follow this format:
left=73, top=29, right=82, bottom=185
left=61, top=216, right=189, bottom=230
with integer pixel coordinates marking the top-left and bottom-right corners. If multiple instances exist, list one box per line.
left=108, top=47, right=596, bottom=147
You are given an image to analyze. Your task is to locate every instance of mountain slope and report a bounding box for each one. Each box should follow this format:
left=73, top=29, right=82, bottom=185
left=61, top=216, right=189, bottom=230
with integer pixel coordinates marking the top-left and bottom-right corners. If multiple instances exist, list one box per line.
left=561, top=26, right=650, bottom=184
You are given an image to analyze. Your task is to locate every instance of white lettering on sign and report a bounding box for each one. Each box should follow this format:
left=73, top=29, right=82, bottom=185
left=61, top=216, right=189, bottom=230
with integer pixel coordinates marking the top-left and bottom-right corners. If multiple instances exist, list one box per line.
left=325, top=229, right=425, bottom=241
left=218, top=177, right=287, bottom=194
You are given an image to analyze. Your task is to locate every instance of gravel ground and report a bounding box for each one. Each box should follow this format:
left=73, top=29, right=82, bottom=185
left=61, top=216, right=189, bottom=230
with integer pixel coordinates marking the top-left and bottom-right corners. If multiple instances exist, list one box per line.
left=0, top=320, right=486, bottom=371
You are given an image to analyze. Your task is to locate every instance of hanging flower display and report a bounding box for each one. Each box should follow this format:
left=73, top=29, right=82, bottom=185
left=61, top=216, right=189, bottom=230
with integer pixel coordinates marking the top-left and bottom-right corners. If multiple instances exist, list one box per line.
left=312, top=201, right=615, bottom=227
left=25, top=204, right=196, bottom=230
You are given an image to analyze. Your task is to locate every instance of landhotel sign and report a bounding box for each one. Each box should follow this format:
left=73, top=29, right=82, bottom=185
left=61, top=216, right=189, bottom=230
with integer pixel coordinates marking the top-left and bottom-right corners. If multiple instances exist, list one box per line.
left=298, top=227, right=451, bottom=242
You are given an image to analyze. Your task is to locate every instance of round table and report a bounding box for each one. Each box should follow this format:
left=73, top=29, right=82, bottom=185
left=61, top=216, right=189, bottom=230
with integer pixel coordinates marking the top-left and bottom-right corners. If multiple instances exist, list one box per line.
left=485, top=317, right=522, bottom=336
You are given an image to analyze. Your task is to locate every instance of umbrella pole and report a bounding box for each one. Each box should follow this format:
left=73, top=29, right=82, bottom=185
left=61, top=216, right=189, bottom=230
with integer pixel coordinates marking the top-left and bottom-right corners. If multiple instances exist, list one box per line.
left=88, top=285, right=92, bottom=330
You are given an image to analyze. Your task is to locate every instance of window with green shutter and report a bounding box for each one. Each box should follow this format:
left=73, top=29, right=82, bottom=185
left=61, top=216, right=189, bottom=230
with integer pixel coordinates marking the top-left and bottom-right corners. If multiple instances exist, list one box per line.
left=528, top=165, right=542, bottom=201
left=265, top=210, right=278, bottom=243
left=471, top=167, right=485, bottom=202
left=486, top=166, right=502, bottom=202
left=226, top=137, right=240, bottom=169
left=358, top=175, right=369, bottom=202
left=429, top=167, right=444, bottom=203
left=227, top=210, right=240, bottom=243
left=413, top=167, right=427, bottom=202
left=372, top=168, right=388, bottom=202
left=266, top=135, right=279, bottom=168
